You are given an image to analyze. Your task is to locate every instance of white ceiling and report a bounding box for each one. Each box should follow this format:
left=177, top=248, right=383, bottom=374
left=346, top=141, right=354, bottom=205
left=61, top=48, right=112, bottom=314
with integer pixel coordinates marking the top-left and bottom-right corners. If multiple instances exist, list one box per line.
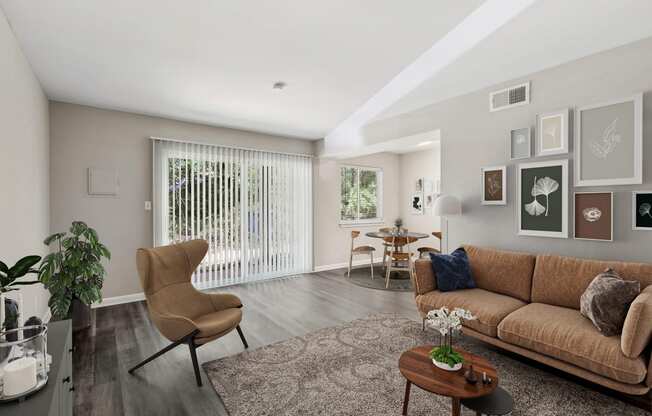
left=0, top=0, right=483, bottom=139
left=379, top=0, right=652, bottom=120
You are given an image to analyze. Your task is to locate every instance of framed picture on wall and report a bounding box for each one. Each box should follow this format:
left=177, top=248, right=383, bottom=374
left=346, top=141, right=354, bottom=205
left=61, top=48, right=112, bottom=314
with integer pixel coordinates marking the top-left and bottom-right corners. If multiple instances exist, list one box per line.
left=632, top=191, right=652, bottom=231
left=517, top=159, right=568, bottom=238
left=575, top=93, right=643, bottom=186
left=509, top=127, right=532, bottom=160
left=481, top=166, right=506, bottom=205
left=411, top=192, right=423, bottom=215
left=537, top=108, right=569, bottom=156
left=574, top=192, right=613, bottom=241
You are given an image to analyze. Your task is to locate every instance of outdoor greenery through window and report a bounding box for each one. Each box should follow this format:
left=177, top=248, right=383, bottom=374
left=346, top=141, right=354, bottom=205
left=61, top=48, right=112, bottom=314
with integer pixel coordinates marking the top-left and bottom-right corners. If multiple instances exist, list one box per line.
left=340, top=166, right=382, bottom=224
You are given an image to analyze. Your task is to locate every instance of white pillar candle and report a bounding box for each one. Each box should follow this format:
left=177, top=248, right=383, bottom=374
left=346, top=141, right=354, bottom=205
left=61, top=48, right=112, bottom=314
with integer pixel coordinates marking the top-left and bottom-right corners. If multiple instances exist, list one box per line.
left=3, top=357, right=37, bottom=396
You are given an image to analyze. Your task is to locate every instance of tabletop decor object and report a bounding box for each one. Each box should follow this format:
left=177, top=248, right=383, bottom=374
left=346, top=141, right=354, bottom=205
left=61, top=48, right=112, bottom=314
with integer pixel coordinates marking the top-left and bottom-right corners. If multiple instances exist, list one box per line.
left=0, top=324, right=49, bottom=401
left=426, top=307, right=476, bottom=371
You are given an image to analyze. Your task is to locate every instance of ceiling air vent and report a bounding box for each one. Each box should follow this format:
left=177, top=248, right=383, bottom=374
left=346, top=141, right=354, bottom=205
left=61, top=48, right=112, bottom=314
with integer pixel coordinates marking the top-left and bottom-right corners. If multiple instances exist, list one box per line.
left=489, top=82, right=530, bottom=112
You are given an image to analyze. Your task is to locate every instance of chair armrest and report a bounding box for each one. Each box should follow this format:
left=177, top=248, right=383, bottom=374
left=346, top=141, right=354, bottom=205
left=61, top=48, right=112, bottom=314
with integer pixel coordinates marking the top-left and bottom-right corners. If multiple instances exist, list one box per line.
left=621, top=286, right=652, bottom=359
left=413, top=259, right=437, bottom=296
left=203, top=292, right=243, bottom=312
left=148, top=308, right=198, bottom=342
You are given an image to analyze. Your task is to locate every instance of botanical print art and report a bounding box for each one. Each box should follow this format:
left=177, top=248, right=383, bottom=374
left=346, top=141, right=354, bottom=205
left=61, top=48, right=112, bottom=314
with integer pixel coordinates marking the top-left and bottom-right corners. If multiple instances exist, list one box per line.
left=538, top=109, right=568, bottom=156
left=633, top=192, right=652, bottom=230
left=510, top=128, right=531, bottom=159
left=481, top=167, right=506, bottom=205
left=574, top=192, right=612, bottom=241
left=412, top=192, right=423, bottom=215
left=576, top=94, right=642, bottom=186
left=519, top=160, right=568, bottom=238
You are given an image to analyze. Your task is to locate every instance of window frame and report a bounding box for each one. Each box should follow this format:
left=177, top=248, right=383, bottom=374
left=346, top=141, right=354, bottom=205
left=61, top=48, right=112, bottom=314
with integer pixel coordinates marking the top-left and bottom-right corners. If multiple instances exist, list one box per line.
left=339, top=165, right=383, bottom=226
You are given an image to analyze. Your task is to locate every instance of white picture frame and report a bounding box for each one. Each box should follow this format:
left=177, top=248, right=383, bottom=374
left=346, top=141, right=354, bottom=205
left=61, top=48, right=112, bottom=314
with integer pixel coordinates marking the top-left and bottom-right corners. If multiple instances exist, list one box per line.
left=481, top=166, right=506, bottom=205
left=537, top=108, right=569, bottom=156
left=575, top=93, right=643, bottom=187
left=508, top=127, right=532, bottom=160
left=517, top=159, right=568, bottom=239
left=573, top=192, right=613, bottom=242
left=632, top=191, right=652, bottom=231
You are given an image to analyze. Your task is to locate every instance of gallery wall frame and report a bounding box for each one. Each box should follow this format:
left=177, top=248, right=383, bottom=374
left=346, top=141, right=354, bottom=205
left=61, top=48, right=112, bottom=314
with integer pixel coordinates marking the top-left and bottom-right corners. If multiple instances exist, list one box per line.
left=481, top=166, right=506, bottom=205
left=632, top=191, right=652, bottom=231
left=537, top=108, right=570, bottom=156
left=573, top=192, right=613, bottom=242
left=517, top=159, right=568, bottom=239
left=575, top=93, right=643, bottom=187
left=508, top=127, right=532, bottom=160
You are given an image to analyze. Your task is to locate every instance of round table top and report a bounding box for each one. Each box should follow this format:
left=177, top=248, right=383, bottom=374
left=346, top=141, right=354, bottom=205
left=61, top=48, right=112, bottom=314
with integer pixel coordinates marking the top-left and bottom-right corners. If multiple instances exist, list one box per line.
left=398, top=345, right=498, bottom=400
left=365, top=231, right=429, bottom=239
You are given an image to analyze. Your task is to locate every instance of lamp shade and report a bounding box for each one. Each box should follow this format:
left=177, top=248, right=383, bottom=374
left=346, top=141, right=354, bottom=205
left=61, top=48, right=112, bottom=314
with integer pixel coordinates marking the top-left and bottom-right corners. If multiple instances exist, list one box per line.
left=433, top=194, right=461, bottom=216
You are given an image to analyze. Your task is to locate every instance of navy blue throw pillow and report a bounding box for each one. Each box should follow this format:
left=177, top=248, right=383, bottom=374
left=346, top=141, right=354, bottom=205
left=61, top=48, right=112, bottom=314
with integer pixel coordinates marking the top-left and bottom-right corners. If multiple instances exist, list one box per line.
left=428, top=248, right=476, bottom=292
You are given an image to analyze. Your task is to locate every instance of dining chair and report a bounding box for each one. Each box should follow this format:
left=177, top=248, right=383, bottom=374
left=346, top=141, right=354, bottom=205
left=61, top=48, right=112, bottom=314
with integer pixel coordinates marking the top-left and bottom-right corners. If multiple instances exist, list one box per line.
left=379, top=227, right=393, bottom=267
left=384, top=232, right=418, bottom=289
left=129, top=239, right=248, bottom=387
left=348, top=231, right=375, bottom=279
left=417, top=231, right=443, bottom=258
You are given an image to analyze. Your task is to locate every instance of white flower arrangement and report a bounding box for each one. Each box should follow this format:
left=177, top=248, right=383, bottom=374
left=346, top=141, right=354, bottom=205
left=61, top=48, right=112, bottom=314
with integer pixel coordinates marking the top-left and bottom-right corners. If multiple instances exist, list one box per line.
left=425, top=307, right=476, bottom=337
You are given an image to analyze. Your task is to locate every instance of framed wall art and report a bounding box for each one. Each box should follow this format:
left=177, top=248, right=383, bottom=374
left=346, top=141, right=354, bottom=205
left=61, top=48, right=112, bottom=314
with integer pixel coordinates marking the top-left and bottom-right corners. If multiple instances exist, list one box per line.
left=411, top=192, right=423, bottom=215
left=517, top=159, right=568, bottom=238
left=575, top=93, right=643, bottom=186
left=481, top=166, right=506, bottom=205
left=537, top=108, right=569, bottom=156
left=574, top=192, right=613, bottom=241
left=632, top=191, right=652, bottom=231
left=509, top=127, right=531, bottom=160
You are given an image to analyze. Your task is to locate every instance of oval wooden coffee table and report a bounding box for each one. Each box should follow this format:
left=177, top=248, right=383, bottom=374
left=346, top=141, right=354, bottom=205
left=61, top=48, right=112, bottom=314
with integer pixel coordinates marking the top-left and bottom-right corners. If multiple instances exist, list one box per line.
left=398, top=345, right=498, bottom=416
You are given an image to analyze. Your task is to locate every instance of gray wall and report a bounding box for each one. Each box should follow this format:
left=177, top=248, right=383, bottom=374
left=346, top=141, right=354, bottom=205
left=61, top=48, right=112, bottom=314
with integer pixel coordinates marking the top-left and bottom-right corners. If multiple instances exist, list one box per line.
left=49, top=102, right=314, bottom=299
left=365, top=36, right=652, bottom=263
left=0, top=10, right=50, bottom=319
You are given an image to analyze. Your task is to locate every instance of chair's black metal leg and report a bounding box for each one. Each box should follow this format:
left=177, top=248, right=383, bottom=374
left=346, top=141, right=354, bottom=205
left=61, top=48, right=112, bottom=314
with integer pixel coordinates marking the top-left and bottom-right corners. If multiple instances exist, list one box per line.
left=128, top=334, right=190, bottom=374
left=236, top=325, right=249, bottom=349
left=187, top=338, right=203, bottom=387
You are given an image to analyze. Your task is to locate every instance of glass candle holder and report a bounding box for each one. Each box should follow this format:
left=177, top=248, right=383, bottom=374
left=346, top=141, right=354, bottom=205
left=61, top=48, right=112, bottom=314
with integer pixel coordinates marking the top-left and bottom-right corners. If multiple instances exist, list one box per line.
left=0, top=324, right=49, bottom=401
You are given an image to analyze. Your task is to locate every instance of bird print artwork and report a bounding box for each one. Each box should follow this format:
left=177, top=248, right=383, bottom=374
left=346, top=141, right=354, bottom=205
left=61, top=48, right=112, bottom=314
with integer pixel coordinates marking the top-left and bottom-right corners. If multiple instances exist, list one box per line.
left=590, top=118, right=621, bottom=159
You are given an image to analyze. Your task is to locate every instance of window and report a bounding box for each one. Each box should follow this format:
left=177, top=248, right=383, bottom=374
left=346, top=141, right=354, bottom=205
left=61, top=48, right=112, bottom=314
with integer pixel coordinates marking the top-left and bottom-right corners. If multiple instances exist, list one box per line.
left=153, top=139, right=313, bottom=288
left=340, top=166, right=382, bottom=224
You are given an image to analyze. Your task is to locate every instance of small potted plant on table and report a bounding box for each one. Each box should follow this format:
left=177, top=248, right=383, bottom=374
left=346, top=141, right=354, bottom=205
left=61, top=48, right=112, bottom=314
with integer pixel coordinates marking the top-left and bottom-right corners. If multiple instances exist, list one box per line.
left=425, top=307, right=475, bottom=371
left=39, top=221, right=110, bottom=331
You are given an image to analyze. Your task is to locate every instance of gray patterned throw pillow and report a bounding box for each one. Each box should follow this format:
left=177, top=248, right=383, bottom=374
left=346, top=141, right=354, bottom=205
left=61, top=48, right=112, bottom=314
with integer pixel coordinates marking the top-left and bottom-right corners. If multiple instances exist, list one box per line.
left=580, top=268, right=640, bottom=337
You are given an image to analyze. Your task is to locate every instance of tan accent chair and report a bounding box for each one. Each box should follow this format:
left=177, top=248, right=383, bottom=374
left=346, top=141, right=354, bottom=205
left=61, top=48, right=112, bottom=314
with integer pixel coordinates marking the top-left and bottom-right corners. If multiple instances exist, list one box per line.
left=129, top=239, right=248, bottom=386
left=417, top=231, right=443, bottom=258
left=384, top=233, right=417, bottom=289
left=348, top=231, right=375, bottom=279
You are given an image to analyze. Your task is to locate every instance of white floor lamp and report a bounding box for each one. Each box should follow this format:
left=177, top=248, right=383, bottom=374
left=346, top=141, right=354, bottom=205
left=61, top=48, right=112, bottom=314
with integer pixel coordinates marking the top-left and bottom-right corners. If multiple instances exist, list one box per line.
left=433, top=194, right=462, bottom=254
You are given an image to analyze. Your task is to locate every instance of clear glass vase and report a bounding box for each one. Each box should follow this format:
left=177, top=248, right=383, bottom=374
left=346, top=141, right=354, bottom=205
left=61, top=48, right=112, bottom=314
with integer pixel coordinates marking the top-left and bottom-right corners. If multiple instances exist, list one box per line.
left=0, top=324, right=49, bottom=401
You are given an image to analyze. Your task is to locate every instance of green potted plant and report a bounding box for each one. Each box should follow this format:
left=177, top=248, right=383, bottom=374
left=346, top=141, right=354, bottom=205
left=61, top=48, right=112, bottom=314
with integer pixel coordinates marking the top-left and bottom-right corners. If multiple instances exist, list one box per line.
left=0, top=255, right=42, bottom=341
left=39, top=221, right=111, bottom=331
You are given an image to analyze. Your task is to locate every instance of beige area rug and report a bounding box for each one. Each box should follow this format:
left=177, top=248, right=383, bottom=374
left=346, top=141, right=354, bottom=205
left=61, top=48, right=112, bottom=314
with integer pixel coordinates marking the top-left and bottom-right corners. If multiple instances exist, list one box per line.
left=203, top=314, right=647, bottom=416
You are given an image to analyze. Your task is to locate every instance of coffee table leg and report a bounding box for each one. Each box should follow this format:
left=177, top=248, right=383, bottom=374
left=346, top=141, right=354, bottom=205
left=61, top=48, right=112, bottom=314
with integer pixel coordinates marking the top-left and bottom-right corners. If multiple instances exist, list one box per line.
left=402, top=380, right=411, bottom=415
left=451, top=397, right=461, bottom=416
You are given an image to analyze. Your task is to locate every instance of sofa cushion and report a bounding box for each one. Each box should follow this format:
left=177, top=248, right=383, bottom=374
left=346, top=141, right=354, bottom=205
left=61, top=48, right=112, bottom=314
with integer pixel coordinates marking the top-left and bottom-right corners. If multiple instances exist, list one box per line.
left=429, top=248, right=475, bottom=292
left=621, top=285, right=652, bottom=358
left=498, top=303, right=647, bottom=384
left=580, top=268, right=640, bottom=336
left=416, top=288, right=527, bottom=337
left=463, top=245, right=536, bottom=302
left=531, top=254, right=652, bottom=310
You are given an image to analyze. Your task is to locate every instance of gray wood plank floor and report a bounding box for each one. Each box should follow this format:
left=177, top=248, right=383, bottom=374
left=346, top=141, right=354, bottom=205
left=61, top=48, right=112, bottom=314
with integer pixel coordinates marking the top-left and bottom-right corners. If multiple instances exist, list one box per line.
left=73, top=268, right=421, bottom=416
left=73, top=268, right=651, bottom=415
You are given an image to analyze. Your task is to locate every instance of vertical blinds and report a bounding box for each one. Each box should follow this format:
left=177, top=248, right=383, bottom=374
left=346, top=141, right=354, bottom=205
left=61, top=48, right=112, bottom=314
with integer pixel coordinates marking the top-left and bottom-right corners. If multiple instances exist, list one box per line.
left=153, top=138, right=313, bottom=288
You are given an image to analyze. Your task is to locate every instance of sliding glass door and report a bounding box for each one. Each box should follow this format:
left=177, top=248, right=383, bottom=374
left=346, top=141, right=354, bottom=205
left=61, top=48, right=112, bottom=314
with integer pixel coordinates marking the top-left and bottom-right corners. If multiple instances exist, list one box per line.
left=153, top=139, right=312, bottom=288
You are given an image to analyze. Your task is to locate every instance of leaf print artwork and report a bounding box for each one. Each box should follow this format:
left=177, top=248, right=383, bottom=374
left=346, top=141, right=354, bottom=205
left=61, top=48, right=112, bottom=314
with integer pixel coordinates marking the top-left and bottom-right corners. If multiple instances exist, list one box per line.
left=639, top=203, right=652, bottom=218
left=590, top=118, right=622, bottom=159
left=524, top=176, right=559, bottom=217
left=524, top=199, right=546, bottom=216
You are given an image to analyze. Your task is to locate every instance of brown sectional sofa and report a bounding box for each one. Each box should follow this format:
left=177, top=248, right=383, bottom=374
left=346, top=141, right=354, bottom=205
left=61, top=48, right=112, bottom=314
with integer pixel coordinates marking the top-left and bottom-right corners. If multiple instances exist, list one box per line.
left=412, top=245, right=652, bottom=395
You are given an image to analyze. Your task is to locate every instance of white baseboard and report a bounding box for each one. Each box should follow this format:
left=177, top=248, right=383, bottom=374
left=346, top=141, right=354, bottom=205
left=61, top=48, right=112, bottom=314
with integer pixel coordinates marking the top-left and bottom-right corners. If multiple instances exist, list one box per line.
left=313, top=259, right=383, bottom=273
left=93, top=292, right=146, bottom=309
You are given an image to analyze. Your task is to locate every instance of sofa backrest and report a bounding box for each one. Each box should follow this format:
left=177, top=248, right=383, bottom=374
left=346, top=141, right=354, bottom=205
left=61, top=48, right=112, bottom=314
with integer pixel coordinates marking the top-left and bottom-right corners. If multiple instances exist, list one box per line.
left=531, top=254, right=652, bottom=310
left=463, top=245, right=536, bottom=302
